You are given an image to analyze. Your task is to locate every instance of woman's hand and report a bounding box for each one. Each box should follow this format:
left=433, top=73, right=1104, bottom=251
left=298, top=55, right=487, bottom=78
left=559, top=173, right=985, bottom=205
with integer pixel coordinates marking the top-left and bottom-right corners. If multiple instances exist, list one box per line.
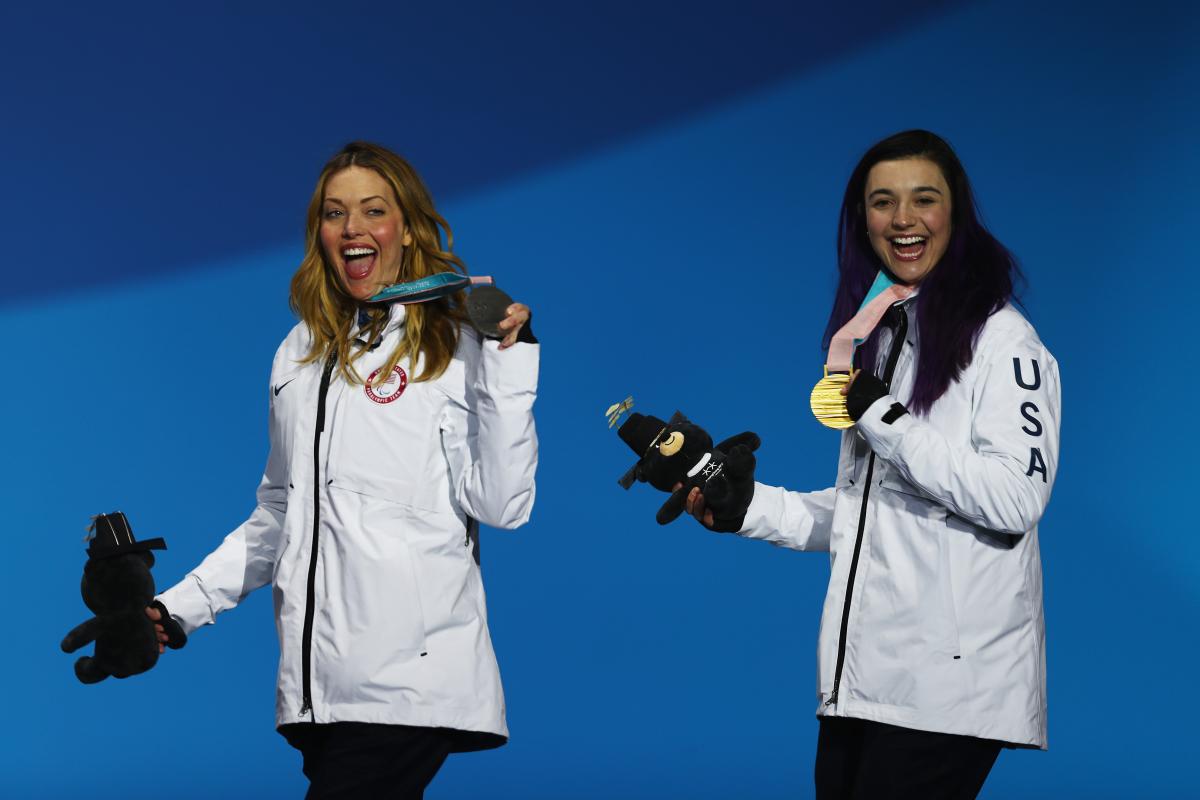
left=497, top=302, right=532, bottom=349
left=145, top=605, right=167, bottom=655
left=145, top=602, right=189, bottom=653
left=673, top=482, right=715, bottom=528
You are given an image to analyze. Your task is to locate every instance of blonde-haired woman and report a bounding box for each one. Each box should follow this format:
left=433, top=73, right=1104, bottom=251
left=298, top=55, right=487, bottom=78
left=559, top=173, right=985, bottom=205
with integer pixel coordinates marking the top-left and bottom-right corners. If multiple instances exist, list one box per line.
left=148, top=141, right=539, bottom=798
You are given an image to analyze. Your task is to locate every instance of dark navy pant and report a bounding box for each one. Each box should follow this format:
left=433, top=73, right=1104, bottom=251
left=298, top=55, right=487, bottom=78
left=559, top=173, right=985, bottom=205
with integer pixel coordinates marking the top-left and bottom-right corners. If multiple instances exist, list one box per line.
left=281, top=722, right=453, bottom=800
left=815, top=716, right=1003, bottom=800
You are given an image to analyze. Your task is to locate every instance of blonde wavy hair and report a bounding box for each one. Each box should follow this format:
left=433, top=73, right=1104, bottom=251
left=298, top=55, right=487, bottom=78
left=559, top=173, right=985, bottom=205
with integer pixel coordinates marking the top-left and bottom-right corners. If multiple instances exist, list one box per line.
left=290, top=141, right=469, bottom=385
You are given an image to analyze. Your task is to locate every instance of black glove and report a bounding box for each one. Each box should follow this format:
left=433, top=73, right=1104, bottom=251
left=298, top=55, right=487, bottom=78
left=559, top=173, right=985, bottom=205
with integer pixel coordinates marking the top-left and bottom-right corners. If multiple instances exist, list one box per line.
left=150, top=600, right=188, bottom=650
left=846, top=371, right=888, bottom=421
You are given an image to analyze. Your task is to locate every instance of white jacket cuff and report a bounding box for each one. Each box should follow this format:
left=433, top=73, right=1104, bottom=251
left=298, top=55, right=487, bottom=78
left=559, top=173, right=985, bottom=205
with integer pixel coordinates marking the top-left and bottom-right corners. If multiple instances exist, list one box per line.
left=855, top=393, right=911, bottom=458
left=736, top=481, right=835, bottom=552
left=156, top=575, right=214, bottom=636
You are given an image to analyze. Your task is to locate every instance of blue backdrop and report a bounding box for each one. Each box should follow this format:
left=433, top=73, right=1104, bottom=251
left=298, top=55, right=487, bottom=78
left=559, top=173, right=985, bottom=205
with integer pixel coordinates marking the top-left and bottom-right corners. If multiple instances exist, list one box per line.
left=5, top=1, right=1196, bottom=797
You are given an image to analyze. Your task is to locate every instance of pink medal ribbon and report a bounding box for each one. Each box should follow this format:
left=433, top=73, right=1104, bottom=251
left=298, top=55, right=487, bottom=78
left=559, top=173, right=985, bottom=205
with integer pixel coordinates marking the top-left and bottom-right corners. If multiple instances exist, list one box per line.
left=811, top=271, right=913, bottom=429
left=826, top=279, right=914, bottom=372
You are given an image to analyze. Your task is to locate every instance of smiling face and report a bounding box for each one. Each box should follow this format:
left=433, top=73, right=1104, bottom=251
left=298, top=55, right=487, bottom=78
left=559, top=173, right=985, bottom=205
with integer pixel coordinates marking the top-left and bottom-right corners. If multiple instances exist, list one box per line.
left=864, top=157, right=952, bottom=285
left=319, top=166, right=413, bottom=302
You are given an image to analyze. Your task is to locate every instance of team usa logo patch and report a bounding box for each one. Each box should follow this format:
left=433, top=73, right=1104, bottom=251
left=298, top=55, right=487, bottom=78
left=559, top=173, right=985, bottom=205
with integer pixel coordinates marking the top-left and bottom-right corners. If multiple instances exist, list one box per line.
left=364, top=365, right=408, bottom=404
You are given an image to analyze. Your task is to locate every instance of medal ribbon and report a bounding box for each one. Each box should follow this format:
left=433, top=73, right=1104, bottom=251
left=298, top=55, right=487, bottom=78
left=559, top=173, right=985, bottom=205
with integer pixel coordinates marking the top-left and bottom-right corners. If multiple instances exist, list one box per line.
left=826, top=271, right=914, bottom=372
left=367, top=273, right=493, bottom=304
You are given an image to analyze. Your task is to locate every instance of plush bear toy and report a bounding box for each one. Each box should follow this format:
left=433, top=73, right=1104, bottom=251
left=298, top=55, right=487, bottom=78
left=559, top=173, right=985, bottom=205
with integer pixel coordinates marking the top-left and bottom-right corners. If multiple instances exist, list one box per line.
left=617, top=411, right=760, bottom=532
left=61, top=512, right=186, bottom=684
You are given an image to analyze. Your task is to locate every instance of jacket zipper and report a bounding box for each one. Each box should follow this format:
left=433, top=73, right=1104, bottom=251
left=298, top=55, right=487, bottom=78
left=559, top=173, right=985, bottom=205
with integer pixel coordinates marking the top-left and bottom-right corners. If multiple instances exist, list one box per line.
left=826, top=304, right=908, bottom=709
left=299, top=351, right=338, bottom=718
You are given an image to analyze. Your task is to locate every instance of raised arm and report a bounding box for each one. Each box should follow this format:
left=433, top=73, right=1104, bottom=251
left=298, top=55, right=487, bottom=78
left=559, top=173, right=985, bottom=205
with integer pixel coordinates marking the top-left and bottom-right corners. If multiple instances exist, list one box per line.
left=439, top=330, right=539, bottom=530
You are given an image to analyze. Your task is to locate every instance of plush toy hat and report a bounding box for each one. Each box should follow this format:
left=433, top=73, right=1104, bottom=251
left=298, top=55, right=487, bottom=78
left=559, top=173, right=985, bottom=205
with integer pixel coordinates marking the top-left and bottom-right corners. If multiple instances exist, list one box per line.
left=85, top=512, right=167, bottom=560
left=617, top=411, right=683, bottom=489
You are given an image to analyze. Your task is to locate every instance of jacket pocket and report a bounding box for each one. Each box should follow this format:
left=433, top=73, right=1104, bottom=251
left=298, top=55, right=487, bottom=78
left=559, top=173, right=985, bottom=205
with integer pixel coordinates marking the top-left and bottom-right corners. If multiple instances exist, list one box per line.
left=875, top=468, right=960, bottom=658
left=937, top=526, right=962, bottom=658
left=324, top=484, right=429, bottom=660
left=876, top=469, right=946, bottom=521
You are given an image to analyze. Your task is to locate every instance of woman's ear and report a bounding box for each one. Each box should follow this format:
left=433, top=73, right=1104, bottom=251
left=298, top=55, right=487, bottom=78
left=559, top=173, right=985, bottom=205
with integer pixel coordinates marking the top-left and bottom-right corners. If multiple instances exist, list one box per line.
left=402, top=227, right=413, bottom=247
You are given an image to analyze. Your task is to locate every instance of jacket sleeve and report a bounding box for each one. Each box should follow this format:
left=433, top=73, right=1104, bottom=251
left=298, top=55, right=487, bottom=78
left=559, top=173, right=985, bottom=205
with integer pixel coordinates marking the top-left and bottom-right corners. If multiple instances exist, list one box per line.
left=855, top=326, right=1061, bottom=535
left=439, top=333, right=539, bottom=529
left=735, top=482, right=836, bottom=552
left=156, top=358, right=290, bottom=635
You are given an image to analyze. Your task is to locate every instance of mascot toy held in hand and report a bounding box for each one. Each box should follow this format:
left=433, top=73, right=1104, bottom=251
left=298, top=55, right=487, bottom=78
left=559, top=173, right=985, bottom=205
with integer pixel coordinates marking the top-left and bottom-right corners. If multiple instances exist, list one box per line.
left=61, top=512, right=186, bottom=684
left=616, top=409, right=760, bottom=532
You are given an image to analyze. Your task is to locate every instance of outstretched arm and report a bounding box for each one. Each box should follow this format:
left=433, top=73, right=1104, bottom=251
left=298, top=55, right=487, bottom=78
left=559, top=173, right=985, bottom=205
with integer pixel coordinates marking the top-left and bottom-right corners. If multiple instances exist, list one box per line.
left=154, top=344, right=293, bottom=636
left=440, top=307, right=539, bottom=529
left=154, top=444, right=288, bottom=636
left=683, top=482, right=836, bottom=552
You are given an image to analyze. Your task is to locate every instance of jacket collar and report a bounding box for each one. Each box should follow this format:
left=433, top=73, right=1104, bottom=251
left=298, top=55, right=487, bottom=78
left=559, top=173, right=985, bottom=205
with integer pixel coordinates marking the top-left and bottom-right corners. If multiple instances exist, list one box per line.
left=893, top=287, right=919, bottom=347
left=351, top=303, right=407, bottom=346
left=381, top=303, right=407, bottom=336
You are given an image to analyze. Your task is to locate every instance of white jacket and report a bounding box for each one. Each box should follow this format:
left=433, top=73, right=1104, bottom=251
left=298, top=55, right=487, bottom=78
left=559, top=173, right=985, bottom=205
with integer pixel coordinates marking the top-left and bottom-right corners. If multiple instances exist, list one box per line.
left=739, top=301, right=1058, bottom=748
left=159, top=305, right=538, bottom=750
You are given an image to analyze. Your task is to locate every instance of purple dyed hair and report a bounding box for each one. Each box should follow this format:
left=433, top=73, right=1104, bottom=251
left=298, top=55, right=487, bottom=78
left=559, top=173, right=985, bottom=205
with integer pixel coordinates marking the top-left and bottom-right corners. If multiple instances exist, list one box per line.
left=822, top=130, right=1024, bottom=415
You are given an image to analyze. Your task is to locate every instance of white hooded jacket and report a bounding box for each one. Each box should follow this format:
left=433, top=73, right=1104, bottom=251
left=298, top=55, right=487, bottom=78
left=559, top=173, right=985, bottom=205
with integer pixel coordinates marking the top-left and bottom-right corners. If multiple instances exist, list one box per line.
left=739, top=300, right=1058, bottom=748
left=158, top=305, right=538, bottom=750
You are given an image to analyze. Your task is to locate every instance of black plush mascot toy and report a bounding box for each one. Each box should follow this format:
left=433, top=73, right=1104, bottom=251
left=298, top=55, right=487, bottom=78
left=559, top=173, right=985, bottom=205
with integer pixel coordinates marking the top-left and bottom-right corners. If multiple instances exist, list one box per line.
left=61, top=512, right=186, bottom=683
left=617, top=410, right=760, bottom=532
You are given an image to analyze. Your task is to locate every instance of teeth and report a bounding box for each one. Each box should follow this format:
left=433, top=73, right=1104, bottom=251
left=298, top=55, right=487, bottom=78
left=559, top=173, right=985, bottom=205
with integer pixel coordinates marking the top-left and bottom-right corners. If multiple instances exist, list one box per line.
left=892, top=236, right=926, bottom=246
left=343, top=247, right=376, bottom=257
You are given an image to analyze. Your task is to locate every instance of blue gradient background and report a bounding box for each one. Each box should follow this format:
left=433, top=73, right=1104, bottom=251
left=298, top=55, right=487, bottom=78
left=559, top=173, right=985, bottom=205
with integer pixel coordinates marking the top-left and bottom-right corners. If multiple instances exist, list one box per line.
left=6, top=1, right=1196, bottom=797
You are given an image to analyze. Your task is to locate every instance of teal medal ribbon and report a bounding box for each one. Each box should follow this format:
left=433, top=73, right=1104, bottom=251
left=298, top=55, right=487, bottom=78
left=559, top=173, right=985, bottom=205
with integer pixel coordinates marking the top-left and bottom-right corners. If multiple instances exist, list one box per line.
left=367, top=273, right=493, bottom=304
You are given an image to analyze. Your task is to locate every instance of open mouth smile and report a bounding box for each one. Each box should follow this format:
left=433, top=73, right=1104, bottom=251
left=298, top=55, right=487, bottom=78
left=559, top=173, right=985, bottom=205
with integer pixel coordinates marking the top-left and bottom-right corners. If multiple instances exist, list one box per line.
left=342, top=246, right=378, bottom=280
left=889, top=235, right=927, bottom=262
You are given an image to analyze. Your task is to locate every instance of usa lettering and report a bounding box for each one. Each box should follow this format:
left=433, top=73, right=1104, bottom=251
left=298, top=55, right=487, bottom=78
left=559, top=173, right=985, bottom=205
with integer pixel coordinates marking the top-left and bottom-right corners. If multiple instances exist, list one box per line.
left=1014, top=357, right=1047, bottom=483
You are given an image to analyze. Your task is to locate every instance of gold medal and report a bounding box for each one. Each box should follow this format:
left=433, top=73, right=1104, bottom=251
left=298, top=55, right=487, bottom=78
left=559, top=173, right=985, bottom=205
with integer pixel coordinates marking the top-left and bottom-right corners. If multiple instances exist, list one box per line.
left=813, top=271, right=914, bottom=431
left=810, top=368, right=854, bottom=429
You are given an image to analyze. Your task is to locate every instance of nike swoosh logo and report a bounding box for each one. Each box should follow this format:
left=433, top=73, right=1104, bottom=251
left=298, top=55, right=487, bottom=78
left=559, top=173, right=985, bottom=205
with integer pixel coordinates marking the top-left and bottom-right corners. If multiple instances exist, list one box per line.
left=273, top=378, right=297, bottom=397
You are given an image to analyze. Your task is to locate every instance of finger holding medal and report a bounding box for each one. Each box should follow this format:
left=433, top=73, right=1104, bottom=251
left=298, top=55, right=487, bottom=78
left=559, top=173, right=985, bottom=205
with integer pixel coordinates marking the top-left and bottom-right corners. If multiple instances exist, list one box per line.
left=460, top=283, right=535, bottom=349
left=497, top=302, right=535, bottom=350
left=840, top=368, right=859, bottom=396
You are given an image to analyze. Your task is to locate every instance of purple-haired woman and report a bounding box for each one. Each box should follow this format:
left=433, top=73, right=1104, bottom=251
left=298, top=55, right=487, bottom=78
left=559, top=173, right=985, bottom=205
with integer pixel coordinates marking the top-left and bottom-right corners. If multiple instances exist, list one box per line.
left=684, top=130, right=1059, bottom=799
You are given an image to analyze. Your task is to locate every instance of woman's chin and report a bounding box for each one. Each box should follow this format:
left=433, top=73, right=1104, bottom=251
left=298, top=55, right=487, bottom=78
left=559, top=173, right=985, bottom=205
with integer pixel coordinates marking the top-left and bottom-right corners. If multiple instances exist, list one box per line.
left=340, top=266, right=400, bottom=303
left=338, top=279, right=379, bottom=303
left=888, top=260, right=935, bottom=286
